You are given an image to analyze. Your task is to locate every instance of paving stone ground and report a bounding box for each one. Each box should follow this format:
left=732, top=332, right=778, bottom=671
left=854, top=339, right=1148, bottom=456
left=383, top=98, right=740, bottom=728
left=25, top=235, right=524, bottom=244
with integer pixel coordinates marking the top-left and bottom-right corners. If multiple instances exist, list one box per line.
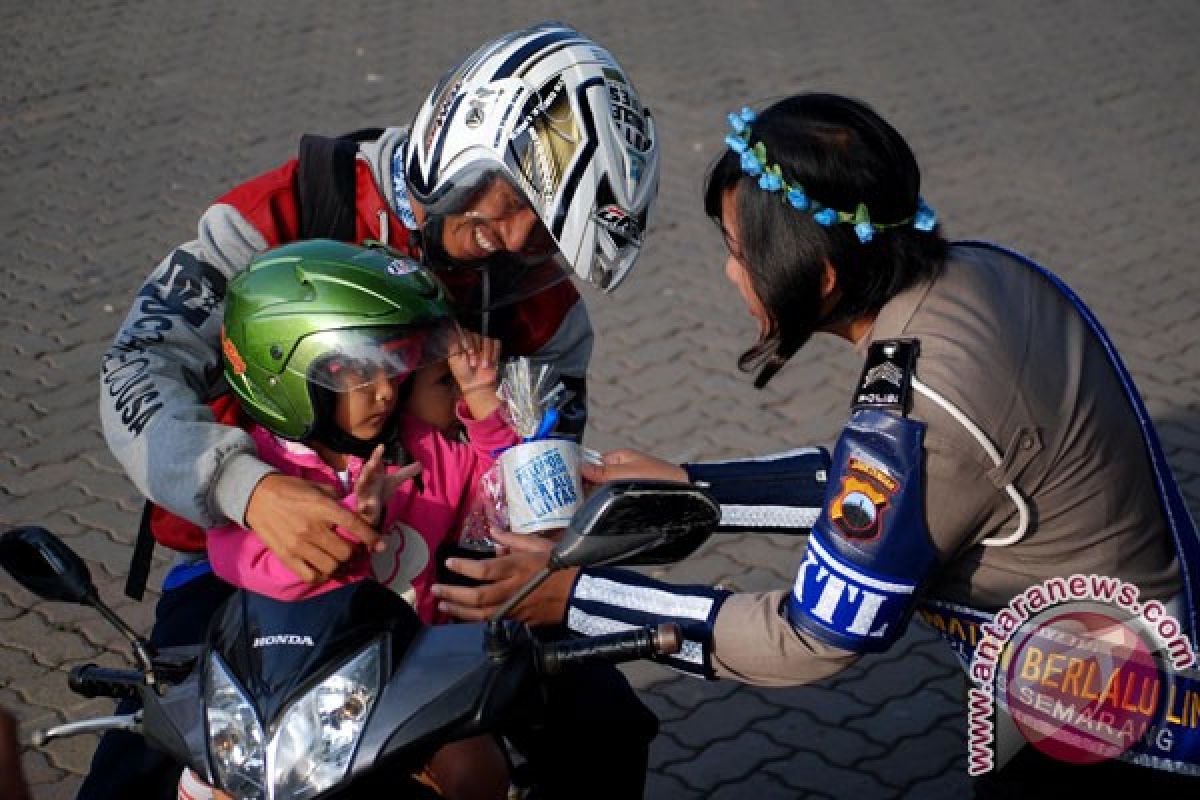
left=2, top=1, right=1198, bottom=797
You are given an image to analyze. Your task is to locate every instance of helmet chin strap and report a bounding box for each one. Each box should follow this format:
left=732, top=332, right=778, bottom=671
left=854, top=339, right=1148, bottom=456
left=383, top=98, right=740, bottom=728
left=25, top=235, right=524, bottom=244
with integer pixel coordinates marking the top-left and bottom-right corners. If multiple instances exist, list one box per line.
left=311, top=419, right=396, bottom=460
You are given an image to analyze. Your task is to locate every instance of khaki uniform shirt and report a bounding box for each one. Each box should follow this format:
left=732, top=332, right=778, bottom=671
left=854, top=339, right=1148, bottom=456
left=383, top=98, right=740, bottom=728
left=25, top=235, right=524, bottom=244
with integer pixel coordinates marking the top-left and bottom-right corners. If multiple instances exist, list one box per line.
left=711, top=244, right=1181, bottom=686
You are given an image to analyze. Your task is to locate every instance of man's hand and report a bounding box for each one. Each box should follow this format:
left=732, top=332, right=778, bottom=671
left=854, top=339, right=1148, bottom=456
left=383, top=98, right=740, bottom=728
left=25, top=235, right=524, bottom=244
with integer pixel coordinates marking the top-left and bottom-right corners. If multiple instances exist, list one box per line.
left=244, top=473, right=384, bottom=583
left=432, top=531, right=576, bottom=625
left=581, top=448, right=688, bottom=485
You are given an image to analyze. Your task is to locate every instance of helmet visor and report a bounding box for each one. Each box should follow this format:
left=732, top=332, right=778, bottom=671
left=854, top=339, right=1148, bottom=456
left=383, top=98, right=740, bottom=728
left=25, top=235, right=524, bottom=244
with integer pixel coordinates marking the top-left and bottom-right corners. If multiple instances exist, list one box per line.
left=434, top=250, right=571, bottom=314
left=297, top=323, right=464, bottom=392
left=417, top=162, right=574, bottom=311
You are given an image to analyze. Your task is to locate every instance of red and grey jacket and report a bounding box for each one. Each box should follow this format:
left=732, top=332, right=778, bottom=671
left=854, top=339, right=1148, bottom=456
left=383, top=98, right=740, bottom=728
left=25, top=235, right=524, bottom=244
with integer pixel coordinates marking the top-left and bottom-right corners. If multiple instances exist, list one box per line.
left=100, top=127, right=593, bottom=548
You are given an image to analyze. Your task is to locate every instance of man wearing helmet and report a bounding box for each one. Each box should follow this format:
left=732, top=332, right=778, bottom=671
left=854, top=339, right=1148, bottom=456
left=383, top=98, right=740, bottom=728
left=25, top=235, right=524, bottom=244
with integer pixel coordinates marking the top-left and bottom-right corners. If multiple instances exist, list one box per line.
left=89, top=21, right=660, bottom=800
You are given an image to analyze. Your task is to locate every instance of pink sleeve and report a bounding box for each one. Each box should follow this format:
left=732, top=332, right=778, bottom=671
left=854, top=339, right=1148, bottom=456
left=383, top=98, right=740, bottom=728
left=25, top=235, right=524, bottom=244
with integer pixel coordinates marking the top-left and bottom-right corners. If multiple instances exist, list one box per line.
left=445, top=402, right=520, bottom=521
left=457, top=401, right=521, bottom=461
left=206, top=499, right=371, bottom=601
left=397, top=405, right=517, bottom=521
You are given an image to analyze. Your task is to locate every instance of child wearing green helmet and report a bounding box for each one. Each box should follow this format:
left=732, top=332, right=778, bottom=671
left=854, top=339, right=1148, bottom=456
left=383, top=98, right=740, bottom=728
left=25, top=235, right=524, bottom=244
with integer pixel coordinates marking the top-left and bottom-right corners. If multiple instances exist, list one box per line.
left=203, top=239, right=514, bottom=799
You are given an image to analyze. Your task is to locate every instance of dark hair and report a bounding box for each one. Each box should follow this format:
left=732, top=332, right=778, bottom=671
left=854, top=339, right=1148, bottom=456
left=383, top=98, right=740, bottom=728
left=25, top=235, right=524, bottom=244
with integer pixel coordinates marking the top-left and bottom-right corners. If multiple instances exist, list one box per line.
left=704, top=93, right=947, bottom=387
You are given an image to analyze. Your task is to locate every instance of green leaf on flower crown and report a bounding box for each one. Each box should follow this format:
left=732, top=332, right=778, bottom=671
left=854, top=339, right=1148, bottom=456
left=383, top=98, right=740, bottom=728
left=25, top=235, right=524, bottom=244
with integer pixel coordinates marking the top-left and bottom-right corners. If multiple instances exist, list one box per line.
left=753, top=142, right=768, bottom=163
left=766, top=164, right=783, bottom=179
left=853, top=203, right=871, bottom=225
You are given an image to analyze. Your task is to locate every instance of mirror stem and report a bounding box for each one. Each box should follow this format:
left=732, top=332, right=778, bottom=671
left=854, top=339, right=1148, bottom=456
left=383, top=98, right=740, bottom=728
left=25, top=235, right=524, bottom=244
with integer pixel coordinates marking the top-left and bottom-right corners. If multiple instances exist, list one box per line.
left=89, top=592, right=158, bottom=688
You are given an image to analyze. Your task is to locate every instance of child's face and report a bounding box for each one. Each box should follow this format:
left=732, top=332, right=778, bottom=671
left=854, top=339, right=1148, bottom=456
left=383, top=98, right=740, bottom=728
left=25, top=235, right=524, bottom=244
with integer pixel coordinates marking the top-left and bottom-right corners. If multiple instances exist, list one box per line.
left=332, top=365, right=399, bottom=441
left=404, top=360, right=460, bottom=435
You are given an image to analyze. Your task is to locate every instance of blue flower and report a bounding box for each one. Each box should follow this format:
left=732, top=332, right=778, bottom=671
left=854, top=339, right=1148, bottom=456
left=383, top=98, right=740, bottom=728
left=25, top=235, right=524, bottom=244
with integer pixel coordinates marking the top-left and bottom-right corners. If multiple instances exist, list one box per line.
left=727, top=111, right=747, bottom=134
left=738, top=106, right=756, bottom=124
left=814, top=208, right=838, bottom=226
left=739, top=149, right=763, bottom=176
left=855, top=222, right=875, bottom=243
left=759, top=172, right=783, bottom=192
left=724, top=133, right=748, bottom=153
left=913, top=198, right=937, bottom=232
left=786, top=188, right=809, bottom=211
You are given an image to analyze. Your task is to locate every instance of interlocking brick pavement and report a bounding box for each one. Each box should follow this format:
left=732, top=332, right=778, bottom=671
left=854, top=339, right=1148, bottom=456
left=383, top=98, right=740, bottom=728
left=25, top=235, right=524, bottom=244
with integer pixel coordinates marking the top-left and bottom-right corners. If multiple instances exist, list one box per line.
left=2, top=1, right=1198, bottom=797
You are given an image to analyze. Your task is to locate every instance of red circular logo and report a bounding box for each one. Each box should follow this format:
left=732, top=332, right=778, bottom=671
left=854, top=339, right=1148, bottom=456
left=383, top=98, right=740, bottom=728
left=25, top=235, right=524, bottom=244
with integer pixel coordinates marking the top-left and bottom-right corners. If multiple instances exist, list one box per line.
left=1003, top=609, right=1161, bottom=764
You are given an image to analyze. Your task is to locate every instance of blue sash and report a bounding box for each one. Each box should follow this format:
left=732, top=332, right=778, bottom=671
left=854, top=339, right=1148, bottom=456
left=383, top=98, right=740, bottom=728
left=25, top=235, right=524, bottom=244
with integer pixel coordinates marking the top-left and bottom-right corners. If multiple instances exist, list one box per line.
left=961, top=241, right=1200, bottom=644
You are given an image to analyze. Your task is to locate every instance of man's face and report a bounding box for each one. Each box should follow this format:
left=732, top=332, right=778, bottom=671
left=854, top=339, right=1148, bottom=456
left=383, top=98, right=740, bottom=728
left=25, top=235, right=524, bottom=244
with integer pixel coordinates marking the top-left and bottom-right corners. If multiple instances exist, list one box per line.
left=438, top=178, right=556, bottom=263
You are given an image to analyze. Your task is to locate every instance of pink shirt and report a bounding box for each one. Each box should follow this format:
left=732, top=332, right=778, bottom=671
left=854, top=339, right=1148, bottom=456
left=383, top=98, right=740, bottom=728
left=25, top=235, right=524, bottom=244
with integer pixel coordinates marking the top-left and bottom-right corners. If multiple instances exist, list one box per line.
left=207, top=403, right=518, bottom=623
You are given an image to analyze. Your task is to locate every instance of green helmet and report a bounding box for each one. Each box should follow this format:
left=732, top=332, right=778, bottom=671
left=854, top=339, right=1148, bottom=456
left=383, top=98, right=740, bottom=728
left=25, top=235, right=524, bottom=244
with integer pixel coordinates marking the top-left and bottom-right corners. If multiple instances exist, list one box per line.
left=222, top=239, right=455, bottom=441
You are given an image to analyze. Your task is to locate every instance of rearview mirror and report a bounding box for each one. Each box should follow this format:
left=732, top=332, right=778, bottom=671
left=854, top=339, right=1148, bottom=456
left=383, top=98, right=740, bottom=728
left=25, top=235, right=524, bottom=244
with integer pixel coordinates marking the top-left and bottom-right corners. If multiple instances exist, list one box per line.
left=0, top=527, right=99, bottom=605
left=550, top=481, right=720, bottom=570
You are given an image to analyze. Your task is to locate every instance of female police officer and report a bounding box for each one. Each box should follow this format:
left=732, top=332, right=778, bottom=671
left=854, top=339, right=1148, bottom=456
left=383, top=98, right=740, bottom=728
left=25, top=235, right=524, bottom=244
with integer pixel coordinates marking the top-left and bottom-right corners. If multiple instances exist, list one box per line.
left=435, top=93, right=1200, bottom=793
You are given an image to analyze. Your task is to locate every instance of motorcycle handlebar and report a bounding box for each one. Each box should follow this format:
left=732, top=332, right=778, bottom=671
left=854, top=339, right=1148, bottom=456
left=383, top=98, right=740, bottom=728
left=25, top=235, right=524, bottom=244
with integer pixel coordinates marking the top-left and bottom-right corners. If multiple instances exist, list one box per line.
left=68, top=664, right=145, bottom=700
left=538, top=623, right=682, bottom=675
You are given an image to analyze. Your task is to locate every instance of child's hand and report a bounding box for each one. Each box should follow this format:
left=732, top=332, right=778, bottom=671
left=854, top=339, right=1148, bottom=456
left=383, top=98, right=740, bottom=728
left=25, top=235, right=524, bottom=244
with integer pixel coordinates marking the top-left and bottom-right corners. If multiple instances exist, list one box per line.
left=449, top=331, right=502, bottom=420
left=449, top=331, right=501, bottom=392
left=354, top=445, right=423, bottom=529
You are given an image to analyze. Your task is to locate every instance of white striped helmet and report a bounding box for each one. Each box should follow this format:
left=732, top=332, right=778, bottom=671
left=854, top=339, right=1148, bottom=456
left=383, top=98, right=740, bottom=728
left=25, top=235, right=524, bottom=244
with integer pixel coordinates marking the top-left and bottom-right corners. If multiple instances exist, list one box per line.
left=404, top=21, right=659, bottom=293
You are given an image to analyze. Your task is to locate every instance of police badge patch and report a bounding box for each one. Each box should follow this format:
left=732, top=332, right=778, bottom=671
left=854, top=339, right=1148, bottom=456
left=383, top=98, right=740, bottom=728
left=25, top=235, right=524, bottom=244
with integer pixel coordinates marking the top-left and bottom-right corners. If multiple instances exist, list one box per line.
left=853, top=339, right=918, bottom=413
left=830, top=456, right=899, bottom=541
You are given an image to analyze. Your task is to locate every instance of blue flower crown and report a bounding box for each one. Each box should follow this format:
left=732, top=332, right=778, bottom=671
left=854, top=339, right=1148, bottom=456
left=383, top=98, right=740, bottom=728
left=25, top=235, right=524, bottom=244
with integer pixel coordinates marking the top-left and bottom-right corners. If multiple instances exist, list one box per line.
left=724, top=107, right=937, bottom=243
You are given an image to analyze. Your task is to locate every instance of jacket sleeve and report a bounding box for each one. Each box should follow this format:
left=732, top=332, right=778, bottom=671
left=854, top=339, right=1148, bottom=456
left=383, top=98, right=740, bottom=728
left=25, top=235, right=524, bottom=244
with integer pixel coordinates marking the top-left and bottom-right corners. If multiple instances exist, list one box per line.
left=99, top=163, right=303, bottom=528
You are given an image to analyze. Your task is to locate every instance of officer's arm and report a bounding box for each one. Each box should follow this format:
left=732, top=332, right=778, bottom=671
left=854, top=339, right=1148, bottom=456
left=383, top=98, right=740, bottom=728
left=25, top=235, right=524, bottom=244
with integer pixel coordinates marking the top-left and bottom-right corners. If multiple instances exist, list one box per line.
left=711, top=590, right=861, bottom=685
left=566, top=409, right=940, bottom=683
left=684, top=448, right=830, bottom=533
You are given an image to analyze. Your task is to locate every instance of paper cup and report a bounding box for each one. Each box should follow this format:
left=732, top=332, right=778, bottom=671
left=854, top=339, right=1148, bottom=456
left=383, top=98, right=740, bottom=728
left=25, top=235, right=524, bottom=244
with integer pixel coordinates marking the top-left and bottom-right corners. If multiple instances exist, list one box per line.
left=500, top=439, right=582, bottom=533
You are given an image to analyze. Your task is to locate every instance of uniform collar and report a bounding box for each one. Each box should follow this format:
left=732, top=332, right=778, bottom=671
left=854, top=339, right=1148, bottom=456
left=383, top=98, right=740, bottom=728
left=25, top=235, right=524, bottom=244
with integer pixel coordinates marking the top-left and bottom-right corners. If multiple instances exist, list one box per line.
left=859, top=274, right=936, bottom=353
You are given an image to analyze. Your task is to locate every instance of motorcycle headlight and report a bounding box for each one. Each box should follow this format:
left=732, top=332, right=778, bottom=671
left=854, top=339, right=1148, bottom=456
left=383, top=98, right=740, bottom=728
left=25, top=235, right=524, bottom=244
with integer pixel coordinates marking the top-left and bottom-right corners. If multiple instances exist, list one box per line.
left=206, top=655, right=267, bottom=799
left=268, top=640, right=382, bottom=800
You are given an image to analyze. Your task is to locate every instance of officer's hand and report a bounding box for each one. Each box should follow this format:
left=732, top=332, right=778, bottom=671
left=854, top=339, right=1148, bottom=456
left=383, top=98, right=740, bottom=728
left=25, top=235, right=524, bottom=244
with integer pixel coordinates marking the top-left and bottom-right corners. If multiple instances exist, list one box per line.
left=245, top=474, right=383, bottom=583
left=581, top=448, right=688, bottom=485
left=432, top=531, right=576, bottom=625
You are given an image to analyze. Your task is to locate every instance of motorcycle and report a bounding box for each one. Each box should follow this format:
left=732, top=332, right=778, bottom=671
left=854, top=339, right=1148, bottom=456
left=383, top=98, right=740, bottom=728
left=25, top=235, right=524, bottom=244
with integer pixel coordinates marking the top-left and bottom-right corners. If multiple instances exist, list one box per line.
left=0, top=480, right=719, bottom=800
